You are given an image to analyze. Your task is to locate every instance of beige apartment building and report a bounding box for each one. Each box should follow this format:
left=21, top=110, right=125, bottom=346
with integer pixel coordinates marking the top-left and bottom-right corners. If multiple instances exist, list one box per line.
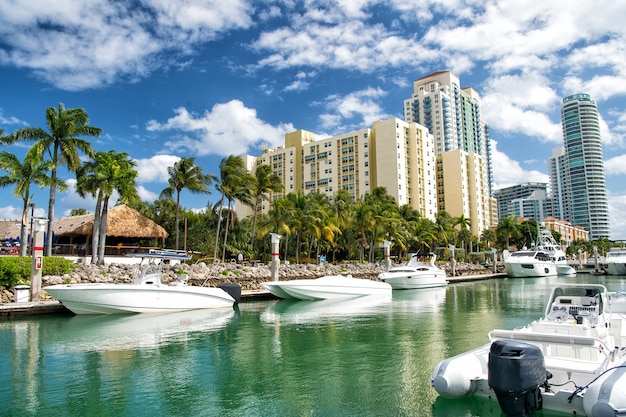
left=237, top=117, right=439, bottom=221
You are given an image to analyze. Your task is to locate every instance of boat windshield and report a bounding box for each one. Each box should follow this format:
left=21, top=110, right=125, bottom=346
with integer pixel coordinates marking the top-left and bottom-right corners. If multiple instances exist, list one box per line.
left=545, top=284, right=607, bottom=317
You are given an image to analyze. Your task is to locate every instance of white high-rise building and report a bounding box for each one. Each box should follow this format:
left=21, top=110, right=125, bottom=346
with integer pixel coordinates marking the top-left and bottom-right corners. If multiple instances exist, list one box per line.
left=549, top=94, right=610, bottom=239
left=404, top=70, right=495, bottom=232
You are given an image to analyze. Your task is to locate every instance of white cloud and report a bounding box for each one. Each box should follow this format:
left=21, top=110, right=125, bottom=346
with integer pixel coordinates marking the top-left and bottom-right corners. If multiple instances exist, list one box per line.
left=608, top=193, right=626, bottom=240
left=482, top=96, right=561, bottom=143
left=146, top=100, right=294, bottom=156
left=0, top=0, right=254, bottom=90
left=319, top=87, right=392, bottom=131
left=134, top=154, right=181, bottom=183
left=605, top=154, right=626, bottom=176
left=0, top=206, right=22, bottom=221
left=490, top=140, right=549, bottom=190
left=136, top=185, right=160, bottom=203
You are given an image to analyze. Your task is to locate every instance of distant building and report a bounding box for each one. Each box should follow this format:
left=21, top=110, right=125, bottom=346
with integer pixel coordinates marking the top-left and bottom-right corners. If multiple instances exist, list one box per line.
left=549, top=94, right=610, bottom=239
left=493, top=183, right=550, bottom=221
left=543, top=217, right=589, bottom=246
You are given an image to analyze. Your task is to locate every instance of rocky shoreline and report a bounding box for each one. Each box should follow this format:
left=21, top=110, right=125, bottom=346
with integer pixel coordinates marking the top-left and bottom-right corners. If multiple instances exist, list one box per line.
left=1, top=260, right=504, bottom=303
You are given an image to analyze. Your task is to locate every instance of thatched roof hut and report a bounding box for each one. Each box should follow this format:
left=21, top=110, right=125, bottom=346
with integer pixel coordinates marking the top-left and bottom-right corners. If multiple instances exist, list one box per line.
left=53, top=204, right=168, bottom=239
left=0, top=220, right=21, bottom=242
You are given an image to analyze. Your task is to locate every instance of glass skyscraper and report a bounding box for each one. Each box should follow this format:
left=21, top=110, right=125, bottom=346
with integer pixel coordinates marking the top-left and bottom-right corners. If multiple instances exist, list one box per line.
left=551, top=94, right=610, bottom=239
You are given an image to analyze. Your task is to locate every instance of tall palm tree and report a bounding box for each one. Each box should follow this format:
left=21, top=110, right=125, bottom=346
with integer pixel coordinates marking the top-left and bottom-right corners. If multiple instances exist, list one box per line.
left=3, top=103, right=99, bottom=255
left=0, top=146, right=61, bottom=256
left=258, top=197, right=292, bottom=260
left=160, top=157, right=215, bottom=250
left=76, top=151, right=138, bottom=264
left=249, top=164, right=283, bottom=246
left=213, top=156, right=250, bottom=261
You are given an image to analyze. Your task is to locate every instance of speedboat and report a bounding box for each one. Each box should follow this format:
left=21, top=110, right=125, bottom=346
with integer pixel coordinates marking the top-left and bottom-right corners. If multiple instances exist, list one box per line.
left=261, top=275, right=391, bottom=300
left=44, top=251, right=240, bottom=314
left=378, top=253, right=447, bottom=289
left=535, top=223, right=576, bottom=276
left=603, top=248, right=626, bottom=275
left=503, top=249, right=558, bottom=278
left=431, top=284, right=626, bottom=416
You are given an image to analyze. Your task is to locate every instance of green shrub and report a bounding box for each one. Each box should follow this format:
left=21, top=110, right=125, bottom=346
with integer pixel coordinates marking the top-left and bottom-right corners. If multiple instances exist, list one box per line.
left=0, top=256, right=76, bottom=287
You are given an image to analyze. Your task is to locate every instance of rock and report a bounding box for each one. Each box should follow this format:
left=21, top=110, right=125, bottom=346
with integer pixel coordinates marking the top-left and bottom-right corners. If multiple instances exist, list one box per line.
left=1, top=260, right=504, bottom=301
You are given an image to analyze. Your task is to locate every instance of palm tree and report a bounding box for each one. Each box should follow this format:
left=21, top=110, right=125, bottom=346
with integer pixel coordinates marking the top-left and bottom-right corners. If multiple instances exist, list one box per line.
left=160, top=157, right=215, bottom=250
left=0, top=146, right=61, bottom=256
left=213, top=156, right=250, bottom=262
left=497, top=215, right=520, bottom=249
left=258, top=197, right=292, bottom=260
left=249, top=164, right=283, bottom=246
left=3, top=103, right=99, bottom=255
left=76, top=150, right=139, bottom=264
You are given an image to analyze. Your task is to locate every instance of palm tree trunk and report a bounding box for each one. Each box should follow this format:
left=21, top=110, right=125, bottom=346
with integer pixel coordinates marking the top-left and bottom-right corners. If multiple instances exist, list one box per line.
left=213, top=194, right=225, bottom=262
left=221, top=199, right=232, bottom=262
left=250, top=196, right=260, bottom=247
left=46, top=172, right=56, bottom=257
left=91, top=192, right=102, bottom=264
left=175, top=191, right=181, bottom=250
left=97, top=198, right=109, bottom=265
left=19, top=201, right=29, bottom=257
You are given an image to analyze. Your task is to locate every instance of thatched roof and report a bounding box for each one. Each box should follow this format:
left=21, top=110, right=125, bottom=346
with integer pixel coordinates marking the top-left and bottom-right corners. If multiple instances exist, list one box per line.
left=53, top=205, right=168, bottom=238
left=0, top=220, right=21, bottom=241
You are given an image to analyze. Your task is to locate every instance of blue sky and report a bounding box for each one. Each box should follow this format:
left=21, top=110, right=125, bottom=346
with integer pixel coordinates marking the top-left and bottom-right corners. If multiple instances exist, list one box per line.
left=1, top=1, right=626, bottom=238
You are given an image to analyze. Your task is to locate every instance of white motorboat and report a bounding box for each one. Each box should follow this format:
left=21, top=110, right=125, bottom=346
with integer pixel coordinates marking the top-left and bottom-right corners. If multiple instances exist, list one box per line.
left=45, top=251, right=240, bottom=314
left=378, top=253, right=447, bottom=289
left=261, top=275, right=391, bottom=300
left=431, top=283, right=626, bottom=416
left=535, top=223, right=576, bottom=276
left=604, top=248, right=626, bottom=275
left=503, top=249, right=558, bottom=278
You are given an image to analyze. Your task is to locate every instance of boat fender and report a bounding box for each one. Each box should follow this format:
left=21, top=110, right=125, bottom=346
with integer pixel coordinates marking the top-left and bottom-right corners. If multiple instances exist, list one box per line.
left=431, top=348, right=485, bottom=398
left=582, top=364, right=626, bottom=417
left=218, top=282, right=242, bottom=303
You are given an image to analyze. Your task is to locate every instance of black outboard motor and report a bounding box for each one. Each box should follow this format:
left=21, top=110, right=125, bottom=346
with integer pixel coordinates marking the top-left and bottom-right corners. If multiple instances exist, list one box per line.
left=488, top=340, right=547, bottom=417
left=218, top=282, right=242, bottom=304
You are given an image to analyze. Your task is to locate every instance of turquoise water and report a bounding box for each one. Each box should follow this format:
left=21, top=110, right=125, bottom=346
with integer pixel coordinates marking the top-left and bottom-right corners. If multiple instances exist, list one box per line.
left=2, top=275, right=626, bottom=417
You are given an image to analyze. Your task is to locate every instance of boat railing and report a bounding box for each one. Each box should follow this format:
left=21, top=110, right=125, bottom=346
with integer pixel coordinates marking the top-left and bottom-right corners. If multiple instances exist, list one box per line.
left=488, top=329, right=612, bottom=360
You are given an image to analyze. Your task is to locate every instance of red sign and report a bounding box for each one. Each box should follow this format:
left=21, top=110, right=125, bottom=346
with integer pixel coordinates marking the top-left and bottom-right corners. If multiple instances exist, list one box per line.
left=36, top=256, right=42, bottom=270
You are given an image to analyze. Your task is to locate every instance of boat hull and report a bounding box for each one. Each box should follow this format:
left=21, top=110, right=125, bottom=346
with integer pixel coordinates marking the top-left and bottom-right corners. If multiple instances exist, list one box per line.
left=268, top=275, right=392, bottom=300
left=45, top=284, right=235, bottom=314
left=378, top=271, right=447, bottom=290
left=504, top=261, right=557, bottom=278
left=605, top=262, right=626, bottom=275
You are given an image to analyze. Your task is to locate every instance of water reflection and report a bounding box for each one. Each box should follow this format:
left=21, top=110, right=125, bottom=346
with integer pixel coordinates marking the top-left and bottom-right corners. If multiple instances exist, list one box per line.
left=260, top=294, right=392, bottom=325
left=46, top=307, right=237, bottom=352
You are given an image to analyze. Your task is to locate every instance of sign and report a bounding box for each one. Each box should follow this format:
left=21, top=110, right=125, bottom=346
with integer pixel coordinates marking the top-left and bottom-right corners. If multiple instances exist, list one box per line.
left=36, top=256, right=42, bottom=270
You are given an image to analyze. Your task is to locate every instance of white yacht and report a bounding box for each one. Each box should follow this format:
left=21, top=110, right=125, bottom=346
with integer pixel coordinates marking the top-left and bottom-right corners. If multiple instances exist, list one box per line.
left=431, top=283, right=626, bottom=416
left=503, top=249, right=557, bottom=278
left=535, top=223, right=576, bottom=276
left=604, top=248, right=626, bottom=275
left=378, top=253, right=447, bottom=289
